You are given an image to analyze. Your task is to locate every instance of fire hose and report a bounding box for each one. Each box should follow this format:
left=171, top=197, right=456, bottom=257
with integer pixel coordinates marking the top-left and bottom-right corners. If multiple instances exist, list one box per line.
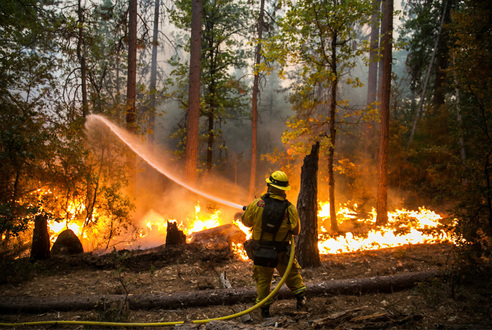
left=0, top=237, right=296, bottom=327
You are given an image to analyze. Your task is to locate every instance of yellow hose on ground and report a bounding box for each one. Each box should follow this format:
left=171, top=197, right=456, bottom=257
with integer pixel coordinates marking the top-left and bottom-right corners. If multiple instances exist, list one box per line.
left=0, top=239, right=296, bottom=328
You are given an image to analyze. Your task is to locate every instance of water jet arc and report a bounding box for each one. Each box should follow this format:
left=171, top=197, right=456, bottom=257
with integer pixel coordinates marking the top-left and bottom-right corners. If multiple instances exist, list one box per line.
left=87, top=114, right=244, bottom=210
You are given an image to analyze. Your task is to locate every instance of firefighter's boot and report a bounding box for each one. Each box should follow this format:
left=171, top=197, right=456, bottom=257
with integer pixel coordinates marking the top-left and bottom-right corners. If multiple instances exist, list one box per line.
left=296, top=293, right=307, bottom=310
left=260, top=306, right=271, bottom=318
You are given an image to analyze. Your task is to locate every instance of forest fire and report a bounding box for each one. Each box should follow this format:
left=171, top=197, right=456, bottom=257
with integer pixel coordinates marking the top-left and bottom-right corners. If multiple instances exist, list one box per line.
left=317, top=202, right=455, bottom=254
left=44, top=196, right=454, bottom=259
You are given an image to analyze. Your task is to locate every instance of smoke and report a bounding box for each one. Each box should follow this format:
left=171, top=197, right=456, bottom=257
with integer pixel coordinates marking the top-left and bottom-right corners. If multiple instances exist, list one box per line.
left=85, top=114, right=250, bottom=250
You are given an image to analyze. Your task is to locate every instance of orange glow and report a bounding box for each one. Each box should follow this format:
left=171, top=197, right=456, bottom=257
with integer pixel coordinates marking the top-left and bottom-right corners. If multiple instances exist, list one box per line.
left=317, top=202, right=454, bottom=254
left=230, top=219, right=252, bottom=261
left=37, top=184, right=454, bottom=260
left=183, top=202, right=221, bottom=237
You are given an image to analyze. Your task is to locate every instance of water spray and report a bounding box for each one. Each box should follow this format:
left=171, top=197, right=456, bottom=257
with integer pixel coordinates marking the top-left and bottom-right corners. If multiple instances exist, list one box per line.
left=86, top=114, right=244, bottom=210
left=0, top=116, right=299, bottom=328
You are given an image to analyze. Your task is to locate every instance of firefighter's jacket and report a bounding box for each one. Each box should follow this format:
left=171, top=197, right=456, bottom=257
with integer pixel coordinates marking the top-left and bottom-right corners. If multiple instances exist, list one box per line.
left=242, top=193, right=300, bottom=243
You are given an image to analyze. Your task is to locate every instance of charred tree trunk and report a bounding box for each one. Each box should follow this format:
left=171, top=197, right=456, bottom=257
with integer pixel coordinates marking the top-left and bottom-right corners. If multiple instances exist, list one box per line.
left=296, top=142, right=320, bottom=268
left=30, top=214, right=50, bottom=261
left=184, top=0, right=203, bottom=184
left=376, top=0, right=393, bottom=226
left=166, top=221, right=186, bottom=246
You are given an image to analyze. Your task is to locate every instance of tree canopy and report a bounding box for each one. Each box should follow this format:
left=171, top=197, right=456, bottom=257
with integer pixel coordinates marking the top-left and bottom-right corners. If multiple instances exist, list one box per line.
left=0, top=0, right=490, bottom=264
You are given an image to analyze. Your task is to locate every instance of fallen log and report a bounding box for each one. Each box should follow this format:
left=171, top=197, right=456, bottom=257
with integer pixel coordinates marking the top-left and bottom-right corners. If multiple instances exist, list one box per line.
left=189, top=224, right=246, bottom=245
left=0, top=270, right=441, bottom=314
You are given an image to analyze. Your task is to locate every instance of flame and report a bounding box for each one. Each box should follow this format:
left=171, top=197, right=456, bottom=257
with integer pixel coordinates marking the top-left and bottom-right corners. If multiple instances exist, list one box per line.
left=230, top=219, right=252, bottom=261
left=317, top=202, right=454, bottom=254
left=231, top=241, right=249, bottom=261
left=35, top=184, right=454, bottom=260
left=233, top=219, right=252, bottom=240
left=183, top=202, right=221, bottom=237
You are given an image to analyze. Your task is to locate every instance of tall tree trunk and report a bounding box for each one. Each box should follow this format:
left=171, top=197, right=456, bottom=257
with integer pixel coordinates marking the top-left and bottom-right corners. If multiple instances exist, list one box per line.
left=148, top=0, right=160, bottom=146
left=77, top=0, right=88, bottom=118
left=376, top=0, right=393, bottom=226
left=433, top=0, right=452, bottom=110
left=296, top=142, right=320, bottom=268
left=409, top=0, right=448, bottom=143
left=248, top=0, right=265, bottom=199
left=365, top=0, right=381, bottom=162
left=328, top=31, right=338, bottom=232
left=367, top=0, right=380, bottom=107
left=377, top=0, right=384, bottom=110
left=184, top=0, right=203, bottom=184
left=126, top=0, right=137, bottom=133
left=126, top=0, right=138, bottom=194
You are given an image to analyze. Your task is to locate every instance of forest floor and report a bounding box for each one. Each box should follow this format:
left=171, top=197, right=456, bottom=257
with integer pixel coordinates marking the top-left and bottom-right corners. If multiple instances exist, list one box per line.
left=0, top=242, right=491, bottom=329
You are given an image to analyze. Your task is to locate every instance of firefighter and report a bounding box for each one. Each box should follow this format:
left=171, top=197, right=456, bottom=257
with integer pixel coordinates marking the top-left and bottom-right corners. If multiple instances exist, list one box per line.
left=242, top=170, right=307, bottom=318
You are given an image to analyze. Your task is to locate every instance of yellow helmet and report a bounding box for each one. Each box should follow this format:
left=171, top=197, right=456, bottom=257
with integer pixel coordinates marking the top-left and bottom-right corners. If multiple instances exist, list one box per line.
left=266, top=170, right=291, bottom=191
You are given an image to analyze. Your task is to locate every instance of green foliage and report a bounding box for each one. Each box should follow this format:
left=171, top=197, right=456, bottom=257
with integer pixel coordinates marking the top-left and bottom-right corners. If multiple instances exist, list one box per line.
left=167, top=0, right=251, bottom=169
left=446, top=0, right=492, bottom=264
left=0, top=99, right=53, bottom=244
left=399, top=0, right=444, bottom=93
left=262, top=0, right=372, bottom=186
left=396, top=0, right=492, bottom=265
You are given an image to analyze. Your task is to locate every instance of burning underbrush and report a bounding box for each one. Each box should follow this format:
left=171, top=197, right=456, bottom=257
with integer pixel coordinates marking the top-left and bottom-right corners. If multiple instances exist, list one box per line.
left=316, top=202, right=455, bottom=254
left=43, top=200, right=456, bottom=260
left=4, top=192, right=456, bottom=261
left=1, top=201, right=490, bottom=329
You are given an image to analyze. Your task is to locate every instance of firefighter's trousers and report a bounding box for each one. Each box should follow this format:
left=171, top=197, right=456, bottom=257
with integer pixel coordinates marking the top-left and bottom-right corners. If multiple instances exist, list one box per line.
left=252, top=251, right=306, bottom=306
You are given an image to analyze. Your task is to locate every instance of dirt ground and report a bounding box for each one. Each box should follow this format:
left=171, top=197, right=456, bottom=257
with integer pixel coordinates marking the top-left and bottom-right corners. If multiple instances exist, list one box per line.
left=0, top=242, right=491, bottom=329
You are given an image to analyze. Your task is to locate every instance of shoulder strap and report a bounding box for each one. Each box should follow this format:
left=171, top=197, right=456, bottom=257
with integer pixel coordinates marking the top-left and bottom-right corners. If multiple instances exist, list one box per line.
left=259, top=194, right=291, bottom=242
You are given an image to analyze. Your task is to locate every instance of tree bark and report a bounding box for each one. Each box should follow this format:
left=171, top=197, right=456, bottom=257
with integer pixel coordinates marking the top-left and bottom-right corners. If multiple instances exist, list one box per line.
left=408, top=0, right=448, bottom=143
left=364, top=0, right=380, bottom=159
left=367, top=0, right=380, bottom=107
left=188, top=224, right=246, bottom=245
left=148, top=0, right=160, bottom=146
left=77, top=0, right=88, bottom=118
left=376, top=0, right=393, bottom=226
left=184, top=0, right=203, bottom=184
left=433, top=0, right=452, bottom=110
left=165, top=221, right=186, bottom=246
left=126, top=0, right=137, bottom=133
left=296, top=142, right=320, bottom=268
left=248, top=0, right=265, bottom=199
left=30, top=214, right=50, bottom=261
left=0, top=270, right=441, bottom=313
left=328, top=31, right=338, bottom=232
